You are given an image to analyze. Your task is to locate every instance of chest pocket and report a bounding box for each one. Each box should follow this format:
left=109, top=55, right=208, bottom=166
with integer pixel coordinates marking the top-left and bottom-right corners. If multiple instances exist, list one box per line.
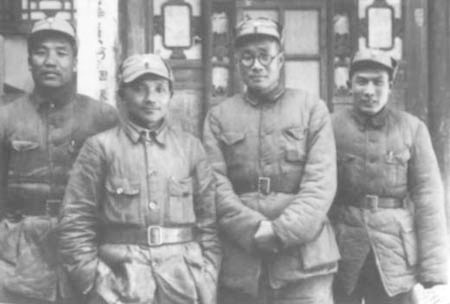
left=384, top=148, right=410, bottom=186
left=219, top=132, right=246, bottom=169
left=337, top=153, right=362, bottom=191
left=282, top=127, right=307, bottom=163
left=104, top=177, right=141, bottom=225
left=167, top=177, right=195, bottom=224
left=9, top=140, right=41, bottom=178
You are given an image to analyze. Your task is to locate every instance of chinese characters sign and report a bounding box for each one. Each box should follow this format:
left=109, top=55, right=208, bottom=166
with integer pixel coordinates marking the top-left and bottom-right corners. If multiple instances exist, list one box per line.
left=76, top=0, right=118, bottom=106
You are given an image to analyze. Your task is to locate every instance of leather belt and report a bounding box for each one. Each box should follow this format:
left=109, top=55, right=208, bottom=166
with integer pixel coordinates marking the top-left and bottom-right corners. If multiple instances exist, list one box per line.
left=101, top=226, right=194, bottom=247
left=348, top=195, right=404, bottom=211
left=233, top=176, right=298, bottom=195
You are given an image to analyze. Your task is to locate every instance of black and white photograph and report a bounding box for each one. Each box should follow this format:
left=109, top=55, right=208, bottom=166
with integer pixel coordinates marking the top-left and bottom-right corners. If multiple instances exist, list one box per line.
left=0, top=0, right=449, bottom=303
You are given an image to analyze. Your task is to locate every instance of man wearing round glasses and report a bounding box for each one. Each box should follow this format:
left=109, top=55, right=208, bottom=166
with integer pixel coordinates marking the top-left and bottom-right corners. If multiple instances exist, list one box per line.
left=203, top=17, right=339, bottom=304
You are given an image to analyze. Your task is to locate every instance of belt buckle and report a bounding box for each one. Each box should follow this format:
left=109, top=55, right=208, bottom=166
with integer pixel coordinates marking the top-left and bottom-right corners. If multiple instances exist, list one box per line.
left=46, top=199, right=60, bottom=217
left=258, top=177, right=271, bottom=195
left=364, top=195, right=378, bottom=212
left=147, top=226, right=163, bottom=246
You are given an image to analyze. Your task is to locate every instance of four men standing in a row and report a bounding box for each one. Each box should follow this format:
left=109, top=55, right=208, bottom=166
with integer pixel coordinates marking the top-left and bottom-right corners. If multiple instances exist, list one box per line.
left=0, top=15, right=447, bottom=304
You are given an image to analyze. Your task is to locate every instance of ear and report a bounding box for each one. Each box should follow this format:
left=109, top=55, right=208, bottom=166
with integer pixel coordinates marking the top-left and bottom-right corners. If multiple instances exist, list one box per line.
left=73, top=57, right=78, bottom=73
left=278, top=51, right=285, bottom=68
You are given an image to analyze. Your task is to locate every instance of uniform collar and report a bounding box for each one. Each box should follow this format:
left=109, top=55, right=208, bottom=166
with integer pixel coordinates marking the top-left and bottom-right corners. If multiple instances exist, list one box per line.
left=31, top=84, right=76, bottom=110
left=124, top=119, right=168, bottom=146
left=245, top=83, right=285, bottom=107
left=351, top=106, right=389, bottom=130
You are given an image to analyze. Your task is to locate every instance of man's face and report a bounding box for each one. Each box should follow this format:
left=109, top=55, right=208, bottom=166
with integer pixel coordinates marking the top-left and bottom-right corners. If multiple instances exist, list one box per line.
left=29, top=33, right=76, bottom=89
left=237, top=37, right=283, bottom=93
left=351, top=68, right=391, bottom=115
left=121, top=74, right=171, bottom=129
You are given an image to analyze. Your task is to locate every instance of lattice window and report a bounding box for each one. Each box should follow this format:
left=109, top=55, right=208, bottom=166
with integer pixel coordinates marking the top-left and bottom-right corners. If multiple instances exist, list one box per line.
left=20, top=0, right=75, bottom=21
left=0, top=0, right=75, bottom=33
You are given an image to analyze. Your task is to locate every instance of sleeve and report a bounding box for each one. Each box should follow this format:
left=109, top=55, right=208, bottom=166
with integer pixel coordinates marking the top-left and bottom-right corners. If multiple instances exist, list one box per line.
left=272, top=99, right=337, bottom=247
left=203, top=111, right=266, bottom=253
left=409, top=121, right=448, bottom=285
left=191, top=138, right=222, bottom=278
left=58, top=138, right=106, bottom=294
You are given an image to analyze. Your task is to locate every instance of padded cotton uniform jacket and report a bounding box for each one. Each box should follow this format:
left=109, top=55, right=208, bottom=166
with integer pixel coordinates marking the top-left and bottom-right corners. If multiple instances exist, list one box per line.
left=59, top=122, right=221, bottom=304
left=331, top=107, right=448, bottom=296
left=0, top=91, right=118, bottom=302
left=203, top=87, right=340, bottom=297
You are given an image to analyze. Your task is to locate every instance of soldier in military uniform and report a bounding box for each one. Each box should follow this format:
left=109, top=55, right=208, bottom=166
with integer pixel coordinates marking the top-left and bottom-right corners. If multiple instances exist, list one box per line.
left=331, top=49, right=448, bottom=304
left=203, top=17, right=340, bottom=304
left=0, top=17, right=118, bottom=304
left=59, top=54, right=221, bottom=304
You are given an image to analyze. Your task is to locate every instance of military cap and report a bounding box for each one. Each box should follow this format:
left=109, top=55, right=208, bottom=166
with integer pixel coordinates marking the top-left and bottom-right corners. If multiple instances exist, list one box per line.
left=119, top=54, right=174, bottom=84
left=235, top=17, right=283, bottom=46
left=30, top=17, right=76, bottom=41
left=350, top=49, right=397, bottom=78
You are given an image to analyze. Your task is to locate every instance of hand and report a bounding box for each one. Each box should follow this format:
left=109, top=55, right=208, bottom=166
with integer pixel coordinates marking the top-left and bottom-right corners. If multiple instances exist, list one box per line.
left=253, top=220, right=280, bottom=254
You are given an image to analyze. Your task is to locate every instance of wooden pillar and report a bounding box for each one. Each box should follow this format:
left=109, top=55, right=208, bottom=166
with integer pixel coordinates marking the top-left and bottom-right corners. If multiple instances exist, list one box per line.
left=119, top=0, right=148, bottom=59
left=0, top=35, right=4, bottom=96
left=405, top=0, right=428, bottom=123
left=428, top=0, right=450, bottom=230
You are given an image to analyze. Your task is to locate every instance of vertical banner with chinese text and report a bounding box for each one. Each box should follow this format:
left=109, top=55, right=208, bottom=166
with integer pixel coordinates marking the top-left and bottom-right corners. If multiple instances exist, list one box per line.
left=76, top=0, right=118, bottom=106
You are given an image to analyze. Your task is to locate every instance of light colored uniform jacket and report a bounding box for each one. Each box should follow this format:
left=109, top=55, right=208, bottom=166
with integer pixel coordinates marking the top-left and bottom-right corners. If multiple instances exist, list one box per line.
left=203, top=87, right=340, bottom=297
left=331, top=107, right=448, bottom=296
left=59, top=122, right=221, bottom=304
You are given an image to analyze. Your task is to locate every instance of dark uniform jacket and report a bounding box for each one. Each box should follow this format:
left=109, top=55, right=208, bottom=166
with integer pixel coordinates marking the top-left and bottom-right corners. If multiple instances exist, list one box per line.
left=331, top=107, right=448, bottom=296
left=0, top=90, right=118, bottom=302
left=59, top=121, right=221, bottom=304
left=203, top=87, right=340, bottom=297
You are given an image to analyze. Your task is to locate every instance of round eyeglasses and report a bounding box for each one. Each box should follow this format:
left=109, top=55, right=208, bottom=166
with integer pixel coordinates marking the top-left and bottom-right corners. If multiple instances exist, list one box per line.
left=238, top=52, right=282, bottom=67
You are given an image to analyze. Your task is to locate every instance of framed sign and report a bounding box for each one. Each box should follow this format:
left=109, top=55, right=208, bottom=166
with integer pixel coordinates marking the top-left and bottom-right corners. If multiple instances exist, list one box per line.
left=367, top=6, right=394, bottom=49
left=162, top=3, right=192, bottom=48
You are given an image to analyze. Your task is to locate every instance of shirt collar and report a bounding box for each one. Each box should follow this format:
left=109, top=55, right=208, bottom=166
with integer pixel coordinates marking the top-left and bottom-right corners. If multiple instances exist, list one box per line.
left=124, top=119, right=168, bottom=146
left=351, top=106, right=389, bottom=130
left=245, top=82, right=285, bottom=107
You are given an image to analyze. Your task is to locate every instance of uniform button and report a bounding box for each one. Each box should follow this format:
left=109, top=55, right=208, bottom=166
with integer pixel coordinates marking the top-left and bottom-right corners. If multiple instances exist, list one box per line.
left=148, top=201, right=157, bottom=210
left=116, top=187, right=124, bottom=194
left=50, top=103, right=55, bottom=109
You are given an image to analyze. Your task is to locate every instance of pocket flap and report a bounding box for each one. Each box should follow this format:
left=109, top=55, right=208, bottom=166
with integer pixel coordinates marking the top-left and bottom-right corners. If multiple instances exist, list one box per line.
left=283, top=127, right=306, bottom=141
left=337, top=153, right=357, bottom=163
left=386, top=148, right=410, bottom=164
left=220, top=132, right=245, bottom=145
left=285, top=149, right=305, bottom=162
left=105, top=177, right=140, bottom=195
left=168, top=177, right=193, bottom=197
left=11, top=140, right=39, bottom=152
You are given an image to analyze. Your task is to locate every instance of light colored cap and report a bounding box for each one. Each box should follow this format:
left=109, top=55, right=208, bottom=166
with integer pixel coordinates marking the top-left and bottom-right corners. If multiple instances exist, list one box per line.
left=235, top=17, right=282, bottom=45
left=119, top=54, right=174, bottom=84
left=350, top=49, right=397, bottom=75
left=30, top=17, right=76, bottom=40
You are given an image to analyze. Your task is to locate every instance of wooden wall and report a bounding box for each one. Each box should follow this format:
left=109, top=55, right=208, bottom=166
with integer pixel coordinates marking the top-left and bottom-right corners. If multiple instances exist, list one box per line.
left=429, top=0, right=450, bottom=229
